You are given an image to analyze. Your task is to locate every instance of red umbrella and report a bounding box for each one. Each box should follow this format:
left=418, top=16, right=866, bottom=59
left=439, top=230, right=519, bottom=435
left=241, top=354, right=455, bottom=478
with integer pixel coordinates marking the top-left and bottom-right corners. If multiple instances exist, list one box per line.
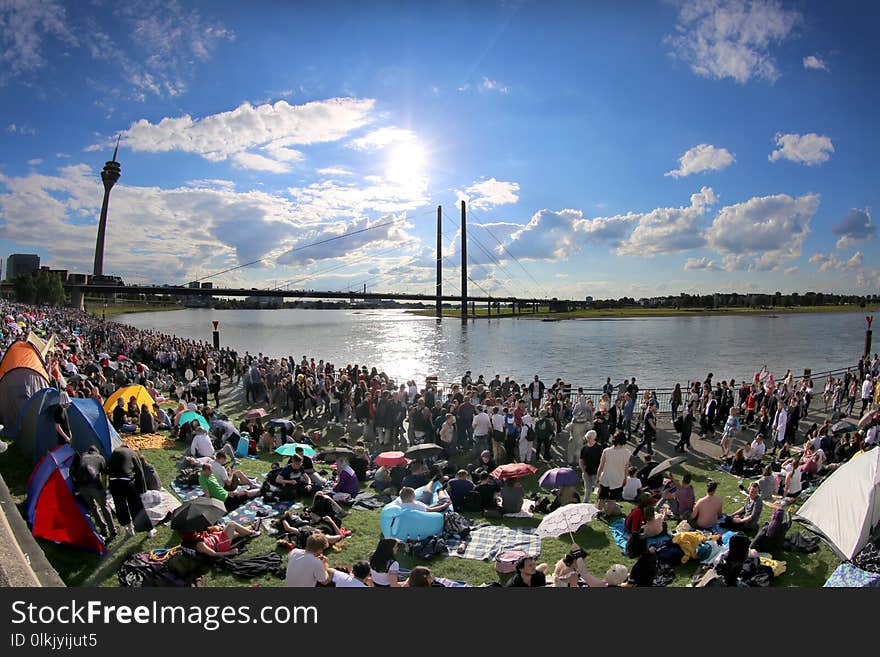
left=373, top=451, right=409, bottom=467
left=244, top=408, right=268, bottom=419
left=491, top=463, right=538, bottom=480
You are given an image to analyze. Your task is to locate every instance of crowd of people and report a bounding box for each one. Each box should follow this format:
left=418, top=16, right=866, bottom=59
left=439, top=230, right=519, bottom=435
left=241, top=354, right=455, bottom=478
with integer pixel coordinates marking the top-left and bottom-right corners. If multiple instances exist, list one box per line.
left=2, top=299, right=877, bottom=587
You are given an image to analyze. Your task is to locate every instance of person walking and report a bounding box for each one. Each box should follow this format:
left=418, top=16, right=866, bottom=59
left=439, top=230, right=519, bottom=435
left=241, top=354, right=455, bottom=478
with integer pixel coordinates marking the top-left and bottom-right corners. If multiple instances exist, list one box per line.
left=675, top=402, right=695, bottom=453
left=108, top=444, right=155, bottom=537
left=632, top=401, right=657, bottom=458
left=579, top=430, right=603, bottom=503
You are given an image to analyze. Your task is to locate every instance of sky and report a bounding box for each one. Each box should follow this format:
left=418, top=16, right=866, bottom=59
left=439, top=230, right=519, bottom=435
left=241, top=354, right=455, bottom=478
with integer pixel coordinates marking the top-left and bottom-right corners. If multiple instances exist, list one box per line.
left=0, top=0, right=878, bottom=300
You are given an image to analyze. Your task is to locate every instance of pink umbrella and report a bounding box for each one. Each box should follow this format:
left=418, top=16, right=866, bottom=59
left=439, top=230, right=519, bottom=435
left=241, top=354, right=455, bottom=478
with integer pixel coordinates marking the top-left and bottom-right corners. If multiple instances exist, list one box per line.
left=373, top=451, right=409, bottom=467
left=491, top=463, right=538, bottom=480
left=244, top=408, right=268, bottom=419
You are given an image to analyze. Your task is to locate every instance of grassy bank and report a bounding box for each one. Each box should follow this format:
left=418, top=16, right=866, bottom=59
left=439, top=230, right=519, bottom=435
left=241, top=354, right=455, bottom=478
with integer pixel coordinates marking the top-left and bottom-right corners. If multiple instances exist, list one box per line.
left=84, top=302, right=183, bottom=318
left=0, top=391, right=839, bottom=587
left=409, top=305, right=880, bottom=320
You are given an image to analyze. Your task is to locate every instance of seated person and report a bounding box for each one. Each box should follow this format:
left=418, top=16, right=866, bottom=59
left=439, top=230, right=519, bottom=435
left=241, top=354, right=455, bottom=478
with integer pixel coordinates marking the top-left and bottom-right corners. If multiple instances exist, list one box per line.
left=111, top=398, right=129, bottom=432
left=332, top=457, right=360, bottom=498
left=799, top=445, right=826, bottom=479
left=306, top=490, right=349, bottom=527
left=656, top=473, right=694, bottom=518
left=626, top=533, right=657, bottom=587
left=389, top=463, right=409, bottom=489
left=369, top=537, right=402, bottom=588
left=350, top=444, right=370, bottom=481
left=642, top=505, right=669, bottom=537
left=748, top=434, right=767, bottom=464
left=371, top=465, right=394, bottom=492
left=471, top=450, right=496, bottom=479
left=296, top=447, right=325, bottom=488
left=272, top=455, right=315, bottom=500
left=636, top=455, right=664, bottom=490
left=475, top=472, right=501, bottom=512
left=621, top=466, right=642, bottom=502
left=198, top=464, right=260, bottom=512
left=750, top=507, right=790, bottom=554
left=178, top=520, right=260, bottom=558
left=447, top=469, right=476, bottom=511
left=690, top=480, right=723, bottom=529
left=504, top=556, right=549, bottom=587
left=553, top=553, right=580, bottom=587
left=396, top=486, right=451, bottom=513
left=210, top=452, right=257, bottom=491
left=548, top=484, right=581, bottom=512
left=189, top=425, right=215, bottom=459
left=500, top=478, right=524, bottom=514
left=139, top=403, right=157, bottom=434
left=401, top=461, right=430, bottom=490
left=402, top=565, right=434, bottom=588
left=721, top=482, right=763, bottom=533
left=753, top=466, right=778, bottom=501
left=624, top=494, right=651, bottom=534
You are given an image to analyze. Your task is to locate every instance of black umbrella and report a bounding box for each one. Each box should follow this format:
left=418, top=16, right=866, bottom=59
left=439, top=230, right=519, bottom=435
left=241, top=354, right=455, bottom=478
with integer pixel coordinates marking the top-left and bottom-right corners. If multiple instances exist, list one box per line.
left=82, top=362, right=101, bottom=375
left=404, top=443, right=444, bottom=459
left=832, top=420, right=858, bottom=435
left=316, top=446, right=356, bottom=463
left=169, top=497, right=226, bottom=532
left=649, top=455, right=688, bottom=480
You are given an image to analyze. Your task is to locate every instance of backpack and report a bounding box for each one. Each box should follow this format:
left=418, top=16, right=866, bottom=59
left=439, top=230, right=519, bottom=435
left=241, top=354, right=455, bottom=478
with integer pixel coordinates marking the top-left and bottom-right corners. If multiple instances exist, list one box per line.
left=673, top=416, right=684, bottom=433
left=495, top=550, right=527, bottom=574
left=408, top=536, right=448, bottom=560
left=175, top=467, right=201, bottom=487
left=443, top=511, right=471, bottom=537
left=118, top=550, right=195, bottom=587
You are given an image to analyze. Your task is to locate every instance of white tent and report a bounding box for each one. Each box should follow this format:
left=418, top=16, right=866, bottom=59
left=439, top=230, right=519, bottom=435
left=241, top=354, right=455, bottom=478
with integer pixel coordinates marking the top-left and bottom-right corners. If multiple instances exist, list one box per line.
left=796, top=447, right=880, bottom=560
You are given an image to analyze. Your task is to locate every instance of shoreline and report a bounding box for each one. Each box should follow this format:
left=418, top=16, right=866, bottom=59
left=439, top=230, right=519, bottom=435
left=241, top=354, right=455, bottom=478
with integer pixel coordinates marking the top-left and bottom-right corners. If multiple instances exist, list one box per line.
left=408, top=305, right=880, bottom=320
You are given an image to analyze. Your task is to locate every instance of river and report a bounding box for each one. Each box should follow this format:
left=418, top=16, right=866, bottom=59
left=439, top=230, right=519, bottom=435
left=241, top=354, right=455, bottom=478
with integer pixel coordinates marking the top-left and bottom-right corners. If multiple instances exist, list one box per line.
left=114, top=309, right=868, bottom=388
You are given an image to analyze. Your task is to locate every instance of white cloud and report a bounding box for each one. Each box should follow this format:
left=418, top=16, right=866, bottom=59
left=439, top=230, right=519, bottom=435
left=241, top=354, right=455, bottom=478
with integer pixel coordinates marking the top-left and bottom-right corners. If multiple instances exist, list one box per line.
left=26, top=158, right=42, bottom=166
left=769, top=132, right=834, bottom=165
left=707, top=192, right=819, bottom=270
left=665, top=0, right=801, bottom=84
left=0, top=163, right=425, bottom=284
left=784, top=266, right=799, bottom=275
left=55, top=152, right=70, bottom=158
left=832, top=209, right=875, bottom=249
left=684, top=257, right=719, bottom=271
left=479, top=77, right=509, bottom=94
left=810, top=251, right=863, bottom=273
left=803, top=55, right=829, bottom=72
left=616, top=187, right=716, bottom=256
left=316, top=167, right=354, bottom=177
left=6, top=123, right=35, bottom=135
left=98, top=98, right=375, bottom=172
left=456, top=178, right=520, bottom=210
left=0, top=0, right=75, bottom=80
left=347, top=127, right=416, bottom=151
left=665, top=144, right=735, bottom=177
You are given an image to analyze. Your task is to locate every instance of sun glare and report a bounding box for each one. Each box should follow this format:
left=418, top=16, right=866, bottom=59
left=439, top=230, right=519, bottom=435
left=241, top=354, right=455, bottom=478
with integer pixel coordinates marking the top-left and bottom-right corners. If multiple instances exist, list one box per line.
left=385, top=140, right=427, bottom=186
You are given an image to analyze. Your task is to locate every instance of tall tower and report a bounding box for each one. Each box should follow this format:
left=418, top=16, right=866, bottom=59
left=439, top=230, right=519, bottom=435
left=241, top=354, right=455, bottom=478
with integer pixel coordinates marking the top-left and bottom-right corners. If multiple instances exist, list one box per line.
left=93, top=136, right=121, bottom=277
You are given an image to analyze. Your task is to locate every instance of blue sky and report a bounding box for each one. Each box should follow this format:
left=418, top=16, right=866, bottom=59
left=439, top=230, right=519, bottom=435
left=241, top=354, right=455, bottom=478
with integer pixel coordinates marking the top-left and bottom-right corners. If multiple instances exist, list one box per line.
left=1, top=0, right=878, bottom=299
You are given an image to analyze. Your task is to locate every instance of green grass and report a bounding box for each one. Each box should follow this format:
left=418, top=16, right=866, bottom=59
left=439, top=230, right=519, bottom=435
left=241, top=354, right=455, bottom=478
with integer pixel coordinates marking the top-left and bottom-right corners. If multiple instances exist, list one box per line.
left=83, top=302, right=183, bottom=319
left=0, top=426, right=840, bottom=588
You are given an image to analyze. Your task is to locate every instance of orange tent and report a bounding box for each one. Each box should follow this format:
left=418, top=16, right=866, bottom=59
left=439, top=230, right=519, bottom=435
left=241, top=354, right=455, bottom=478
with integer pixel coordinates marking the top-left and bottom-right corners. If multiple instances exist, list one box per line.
left=0, top=341, right=50, bottom=427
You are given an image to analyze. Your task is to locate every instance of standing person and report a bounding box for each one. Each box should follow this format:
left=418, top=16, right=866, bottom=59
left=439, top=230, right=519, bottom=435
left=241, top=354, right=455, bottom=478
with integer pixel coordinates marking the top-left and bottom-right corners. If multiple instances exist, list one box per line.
left=490, top=406, right=507, bottom=464
left=579, top=430, right=603, bottom=503
left=622, top=392, right=635, bottom=440
left=595, top=431, right=630, bottom=509
left=670, top=384, right=682, bottom=423
left=71, top=445, right=117, bottom=541
left=632, top=401, right=657, bottom=458
left=108, top=444, right=155, bottom=537
left=861, top=375, right=873, bottom=417
left=534, top=409, right=555, bottom=462
left=472, top=405, right=491, bottom=455
left=568, top=389, right=591, bottom=466
left=719, top=407, right=741, bottom=459
left=771, top=404, right=788, bottom=456
left=53, top=391, right=73, bottom=445
left=528, top=375, right=545, bottom=412
left=675, top=402, right=695, bottom=453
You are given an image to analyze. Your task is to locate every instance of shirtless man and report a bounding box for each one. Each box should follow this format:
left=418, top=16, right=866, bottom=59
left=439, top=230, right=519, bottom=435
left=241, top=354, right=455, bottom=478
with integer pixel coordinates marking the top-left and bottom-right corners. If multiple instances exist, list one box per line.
left=690, top=480, right=723, bottom=529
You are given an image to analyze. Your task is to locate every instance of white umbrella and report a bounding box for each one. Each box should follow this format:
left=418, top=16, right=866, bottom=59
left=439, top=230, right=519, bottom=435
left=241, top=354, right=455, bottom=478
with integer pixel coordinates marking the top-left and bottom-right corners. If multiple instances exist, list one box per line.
left=536, top=503, right=600, bottom=543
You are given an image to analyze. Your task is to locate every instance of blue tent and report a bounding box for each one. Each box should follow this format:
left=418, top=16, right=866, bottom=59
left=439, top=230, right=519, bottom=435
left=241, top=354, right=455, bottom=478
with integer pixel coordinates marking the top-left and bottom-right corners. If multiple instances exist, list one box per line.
left=26, top=444, right=107, bottom=554
left=7, top=388, right=122, bottom=464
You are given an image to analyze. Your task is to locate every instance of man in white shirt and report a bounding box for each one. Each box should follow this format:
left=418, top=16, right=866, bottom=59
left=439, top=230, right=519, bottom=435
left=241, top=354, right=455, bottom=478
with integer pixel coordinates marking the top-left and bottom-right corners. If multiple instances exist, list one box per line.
left=330, top=561, right=372, bottom=587
left=749, top=434, right=766, bottom=463
left=862, top=376, right=874, bottom=416
left=285, top=533, right=332, bottom=587
left=396, top=486, right=450, bottom=513
left=472, top=406, right=492, bottom=453
left=491, top=406, right=506, bottom=464
left=189, top=426, right=214, bottom=458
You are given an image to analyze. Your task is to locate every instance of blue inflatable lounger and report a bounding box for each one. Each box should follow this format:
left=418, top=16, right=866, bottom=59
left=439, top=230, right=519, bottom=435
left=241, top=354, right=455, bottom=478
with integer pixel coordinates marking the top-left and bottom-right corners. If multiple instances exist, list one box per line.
left=380, top=482, right=447, bottom=540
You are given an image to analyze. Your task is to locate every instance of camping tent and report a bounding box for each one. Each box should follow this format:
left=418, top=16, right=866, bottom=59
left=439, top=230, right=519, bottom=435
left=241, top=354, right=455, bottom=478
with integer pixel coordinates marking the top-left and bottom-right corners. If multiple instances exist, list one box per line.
left=8, top=388, right=122, bottom=464
left=25, top=443, right=107, bottom=554
left=103, top=385, right=156, bottom=416
left=26, top=331, right=55, bottom=359
left=0, top=341, right=50, bottom=427
left=796, top=447, right=880, bottom=560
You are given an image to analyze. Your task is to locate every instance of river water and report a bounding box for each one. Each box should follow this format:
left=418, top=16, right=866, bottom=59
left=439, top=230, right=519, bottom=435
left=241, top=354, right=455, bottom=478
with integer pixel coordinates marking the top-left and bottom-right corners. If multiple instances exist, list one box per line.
left=114, top=309, right=868, bottom=388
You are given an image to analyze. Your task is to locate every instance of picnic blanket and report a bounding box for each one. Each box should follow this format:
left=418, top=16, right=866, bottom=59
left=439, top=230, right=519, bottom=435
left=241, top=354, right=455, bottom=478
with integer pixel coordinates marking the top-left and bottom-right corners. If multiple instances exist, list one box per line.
left=608, top=518, right=671, bottom=554
left=445, top=523, right=542, bottom=561
left=351, top=491, right=392, bottom=511
left=141, top=488, right=181, bottom=525
left=123, top=433, right=176, bottom=450
left=170, top=482, right=300, bottom=523
left=503, top=499, right=536, bottom=518
left=824, top=563, right=880, bottom=587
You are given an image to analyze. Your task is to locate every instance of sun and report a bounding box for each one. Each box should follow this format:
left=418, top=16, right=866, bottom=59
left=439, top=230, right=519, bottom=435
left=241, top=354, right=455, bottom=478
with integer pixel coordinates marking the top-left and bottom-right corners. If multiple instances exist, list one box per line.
left=385, top=140, right=427, bottom=186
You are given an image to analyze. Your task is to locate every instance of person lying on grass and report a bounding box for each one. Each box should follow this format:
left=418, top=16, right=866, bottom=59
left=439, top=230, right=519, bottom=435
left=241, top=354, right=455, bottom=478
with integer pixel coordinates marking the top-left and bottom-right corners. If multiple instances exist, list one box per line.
left=199, top=463, right=261, bottom=512
left=178, top=520, right=260, bottom=558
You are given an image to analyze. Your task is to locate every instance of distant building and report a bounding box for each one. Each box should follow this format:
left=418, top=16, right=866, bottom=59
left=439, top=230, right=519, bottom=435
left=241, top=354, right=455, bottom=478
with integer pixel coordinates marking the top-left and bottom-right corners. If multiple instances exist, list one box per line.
left=6, top=254, right=40, bottom=280
left=245, top=295, right=283, bottom=307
